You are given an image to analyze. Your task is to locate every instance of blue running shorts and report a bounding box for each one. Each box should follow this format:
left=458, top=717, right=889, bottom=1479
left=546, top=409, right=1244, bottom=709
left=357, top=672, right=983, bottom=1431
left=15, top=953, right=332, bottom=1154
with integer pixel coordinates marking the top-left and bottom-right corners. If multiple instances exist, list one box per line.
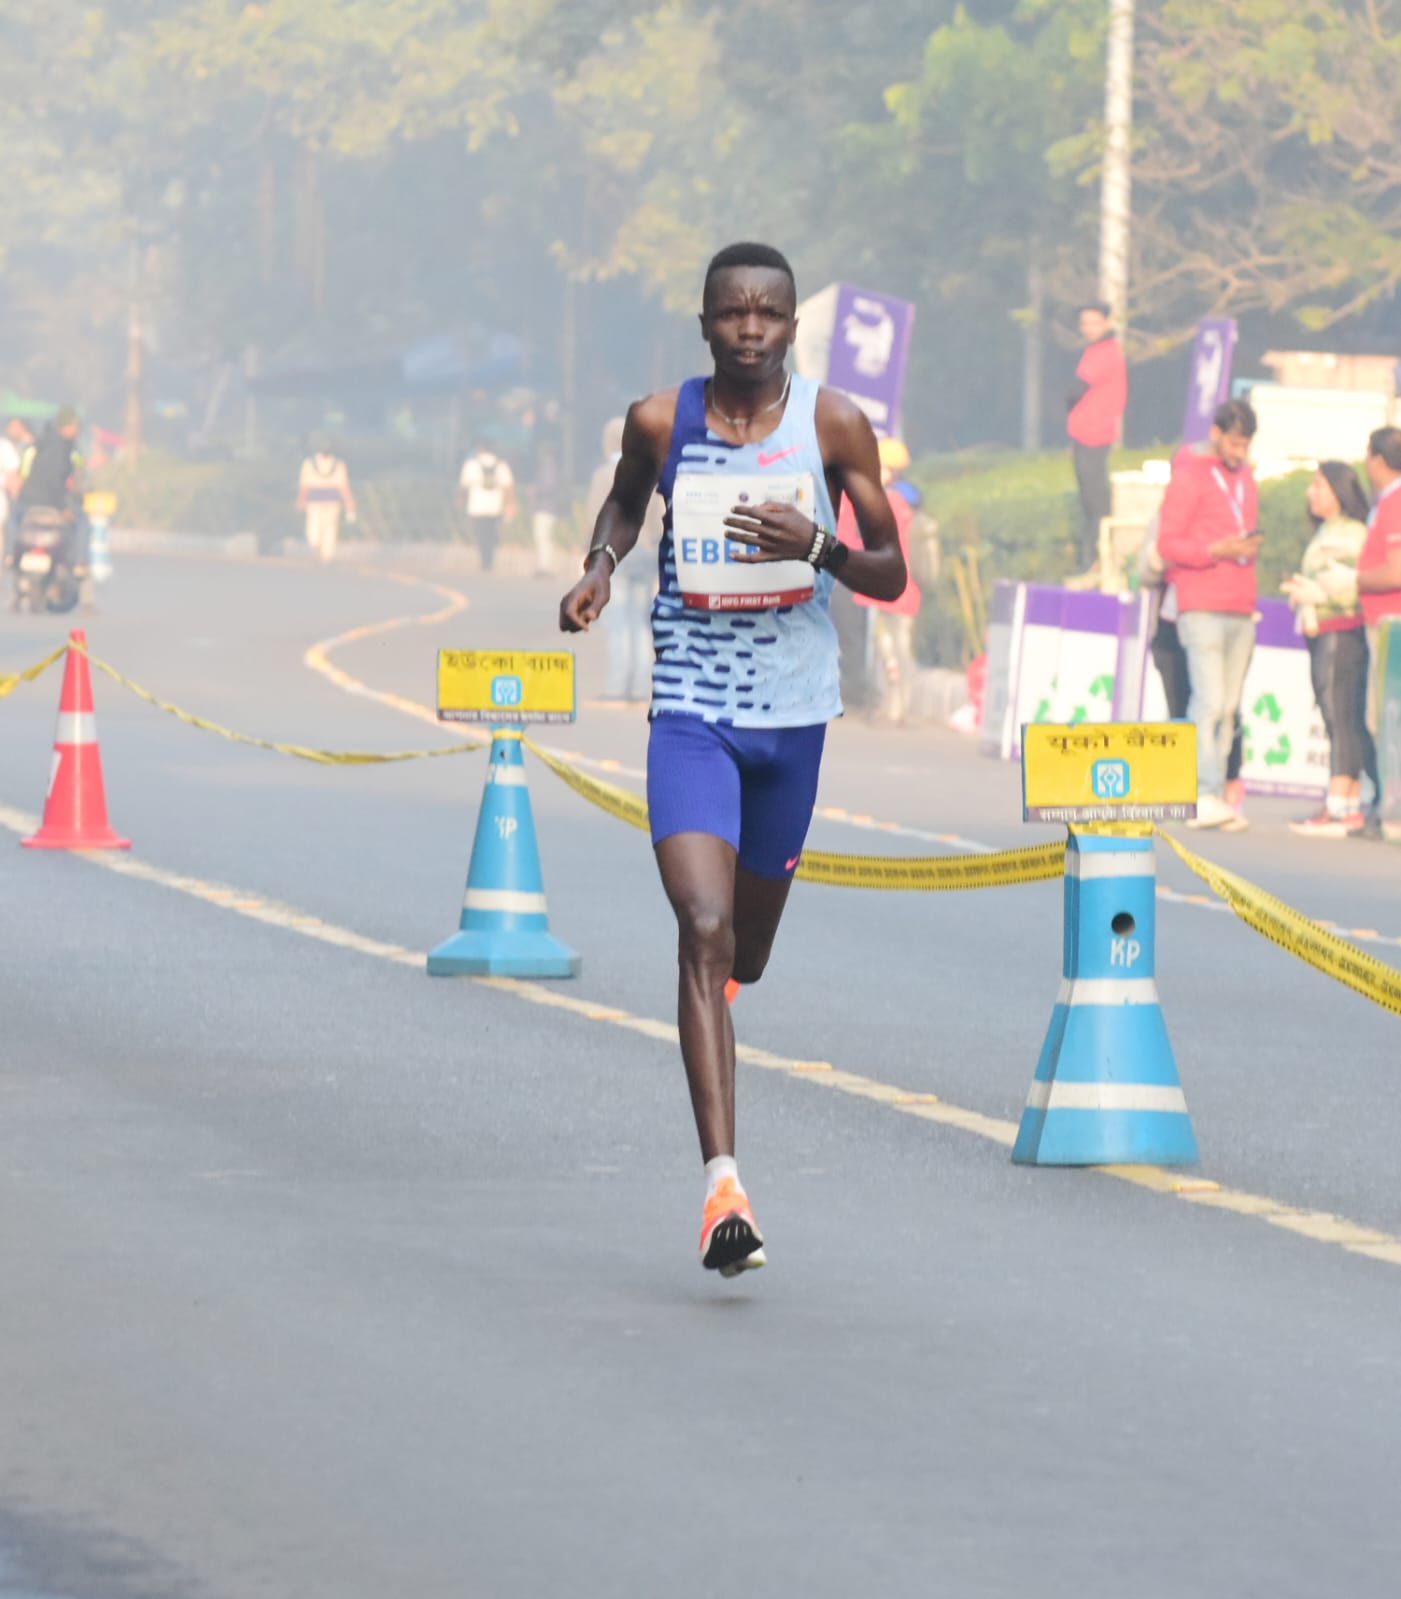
left=646, top=713, right=828, bottom=880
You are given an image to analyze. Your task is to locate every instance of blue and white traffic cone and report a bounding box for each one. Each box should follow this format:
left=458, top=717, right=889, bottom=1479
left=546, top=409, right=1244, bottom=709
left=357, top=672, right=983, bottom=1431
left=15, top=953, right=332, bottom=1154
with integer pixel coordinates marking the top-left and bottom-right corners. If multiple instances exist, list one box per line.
left=427, top=729, right=581, bottom=979
left=88, top=514, right=113, bottom=586
left=1012, top=830, right=1198, bottom=1166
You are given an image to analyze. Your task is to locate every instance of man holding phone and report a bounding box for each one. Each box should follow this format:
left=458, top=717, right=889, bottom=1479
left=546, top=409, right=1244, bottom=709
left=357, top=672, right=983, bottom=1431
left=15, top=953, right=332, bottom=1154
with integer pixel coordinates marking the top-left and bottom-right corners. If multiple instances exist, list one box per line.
left=1157, top=398, right=1261, bottom=829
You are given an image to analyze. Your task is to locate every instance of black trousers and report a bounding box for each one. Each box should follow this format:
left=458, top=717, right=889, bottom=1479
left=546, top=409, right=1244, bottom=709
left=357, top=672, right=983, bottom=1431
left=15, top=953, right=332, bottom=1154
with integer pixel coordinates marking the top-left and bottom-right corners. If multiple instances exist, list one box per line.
left=1152, top=615, right=1244, bottom=782
left=1307, top=628, right=1379, bottom=790
left=1071, top=441, right=1112, bottom=569
left=468, top=515, right=501, bottom=572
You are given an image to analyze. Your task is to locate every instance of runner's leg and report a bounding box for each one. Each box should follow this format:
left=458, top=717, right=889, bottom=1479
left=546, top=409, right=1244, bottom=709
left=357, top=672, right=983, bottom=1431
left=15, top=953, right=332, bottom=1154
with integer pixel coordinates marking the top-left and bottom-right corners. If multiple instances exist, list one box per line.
left=655, top=833, right=739, bottom=1160
left=730, top=723, right=826, bottom=983
left=731, top=868, right=793, bottom=985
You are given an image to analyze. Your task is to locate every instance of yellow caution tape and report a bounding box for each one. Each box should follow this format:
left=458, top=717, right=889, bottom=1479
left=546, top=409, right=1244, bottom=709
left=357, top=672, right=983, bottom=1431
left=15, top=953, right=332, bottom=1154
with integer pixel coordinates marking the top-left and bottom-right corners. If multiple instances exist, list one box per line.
left=525, top=736, right=1065, bottom=890
left=1157, top=828, right=1401, bottom=1019
left=74, top=644, right=484, bottom=767
left=17, top=640, right=1397, bottom=1010
left=795, top=843, right=1065, bottom=890
left=0, top=644, right=66, bottom=701
left=526, top=738, right=650, bottom=832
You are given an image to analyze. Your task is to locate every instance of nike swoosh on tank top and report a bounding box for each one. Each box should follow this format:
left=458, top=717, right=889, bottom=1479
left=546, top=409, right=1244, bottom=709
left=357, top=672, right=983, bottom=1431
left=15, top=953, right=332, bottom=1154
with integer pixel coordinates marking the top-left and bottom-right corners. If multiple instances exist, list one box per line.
left=652, top=373, right=842, bottom=728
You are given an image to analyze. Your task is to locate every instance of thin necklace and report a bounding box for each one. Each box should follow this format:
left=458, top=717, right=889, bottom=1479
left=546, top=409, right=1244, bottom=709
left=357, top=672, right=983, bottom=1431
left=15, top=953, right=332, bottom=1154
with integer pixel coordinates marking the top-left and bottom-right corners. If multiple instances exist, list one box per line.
left=706, top=371, right=791, bottom=430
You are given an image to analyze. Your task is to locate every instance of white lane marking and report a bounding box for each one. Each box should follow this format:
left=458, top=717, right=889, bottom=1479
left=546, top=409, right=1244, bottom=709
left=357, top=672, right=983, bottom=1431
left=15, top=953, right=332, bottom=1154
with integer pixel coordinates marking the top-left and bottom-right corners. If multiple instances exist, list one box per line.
left=1026, top=1082, right=1189, bottom=1114
left=5, top=799, right=1401, bottom=1274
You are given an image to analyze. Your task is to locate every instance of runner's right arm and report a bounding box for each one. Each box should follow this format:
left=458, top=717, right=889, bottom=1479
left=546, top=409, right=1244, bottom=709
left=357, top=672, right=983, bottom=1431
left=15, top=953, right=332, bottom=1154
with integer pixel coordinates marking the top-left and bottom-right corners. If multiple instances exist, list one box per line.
left=559, top=392, right=672, bottom=633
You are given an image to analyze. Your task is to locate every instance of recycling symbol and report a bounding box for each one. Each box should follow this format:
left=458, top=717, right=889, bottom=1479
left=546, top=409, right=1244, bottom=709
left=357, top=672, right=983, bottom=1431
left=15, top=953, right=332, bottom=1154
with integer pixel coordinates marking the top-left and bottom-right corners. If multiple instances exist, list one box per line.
left=1245, top=693, right=1290, bottom=767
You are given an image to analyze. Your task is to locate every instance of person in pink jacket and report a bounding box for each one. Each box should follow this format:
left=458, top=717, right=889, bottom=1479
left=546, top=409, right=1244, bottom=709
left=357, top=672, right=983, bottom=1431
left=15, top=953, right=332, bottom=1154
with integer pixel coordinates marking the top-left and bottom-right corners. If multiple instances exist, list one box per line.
left=1156, top=398, right=1261, bottom=829
left=1067, top=301, right=1128, bottom=572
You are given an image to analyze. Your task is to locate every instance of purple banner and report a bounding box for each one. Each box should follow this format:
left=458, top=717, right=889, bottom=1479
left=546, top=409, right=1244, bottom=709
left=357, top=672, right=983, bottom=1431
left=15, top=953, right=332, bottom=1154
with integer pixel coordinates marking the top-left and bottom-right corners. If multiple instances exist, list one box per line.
left=1182, top=317, right=1238, bottom=445
left=824, top=284, right=916, bottom=438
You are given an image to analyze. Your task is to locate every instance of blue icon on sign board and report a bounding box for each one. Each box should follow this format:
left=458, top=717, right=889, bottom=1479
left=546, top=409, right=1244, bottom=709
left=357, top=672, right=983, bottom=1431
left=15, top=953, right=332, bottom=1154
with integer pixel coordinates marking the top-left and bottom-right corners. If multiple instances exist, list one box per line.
left=491, top=675, right=523, bottom=709
left=1091, top=759, right=1130, bottom=799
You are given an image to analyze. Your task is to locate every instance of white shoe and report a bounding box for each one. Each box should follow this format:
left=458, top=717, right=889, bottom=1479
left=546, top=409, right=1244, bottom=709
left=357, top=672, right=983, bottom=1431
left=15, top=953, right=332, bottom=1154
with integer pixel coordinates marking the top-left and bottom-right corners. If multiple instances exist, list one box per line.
left=1186, top=794, right=1236, bottom=830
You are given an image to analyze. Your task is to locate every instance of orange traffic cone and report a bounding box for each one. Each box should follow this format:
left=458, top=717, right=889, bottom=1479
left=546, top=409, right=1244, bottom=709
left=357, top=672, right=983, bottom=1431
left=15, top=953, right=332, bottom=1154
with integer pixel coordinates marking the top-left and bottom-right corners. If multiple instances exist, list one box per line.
left=22, top=630, right=130, bottom=851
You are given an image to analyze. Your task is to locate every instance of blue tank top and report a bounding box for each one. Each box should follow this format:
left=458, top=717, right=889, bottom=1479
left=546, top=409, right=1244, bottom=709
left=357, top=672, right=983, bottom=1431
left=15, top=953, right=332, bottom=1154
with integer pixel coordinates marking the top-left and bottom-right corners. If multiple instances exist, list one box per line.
left=652, top=373, right=841, bottom=728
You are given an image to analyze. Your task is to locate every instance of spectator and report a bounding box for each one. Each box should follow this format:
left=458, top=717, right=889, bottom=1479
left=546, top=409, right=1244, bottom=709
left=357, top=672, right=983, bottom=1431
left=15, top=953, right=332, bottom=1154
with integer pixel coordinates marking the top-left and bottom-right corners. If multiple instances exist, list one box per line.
left=296, top=436, right=355, bottom=564
left=1157, top=397, right=1261, bottom=831
left=1358, top=426, right=1401, bottom=838
left=1067, top=300, right=1128, bottom=576
left=586, top=417, right=661, bottom=702
left=458, top=439, right=516, bottom=573
left=1280, top=462, right=1377, bottom=837
left=1140, top=445, right=1248, bottom=823
left=837, top=437, right=926, bottom=724
left=0, top=416, right=34, bottom=568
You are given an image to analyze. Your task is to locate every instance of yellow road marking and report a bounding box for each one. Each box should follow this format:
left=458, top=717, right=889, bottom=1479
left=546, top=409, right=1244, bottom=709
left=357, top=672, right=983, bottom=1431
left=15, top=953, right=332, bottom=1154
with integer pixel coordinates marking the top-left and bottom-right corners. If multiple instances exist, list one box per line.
left=5, top=802, right=1400, bottom=1277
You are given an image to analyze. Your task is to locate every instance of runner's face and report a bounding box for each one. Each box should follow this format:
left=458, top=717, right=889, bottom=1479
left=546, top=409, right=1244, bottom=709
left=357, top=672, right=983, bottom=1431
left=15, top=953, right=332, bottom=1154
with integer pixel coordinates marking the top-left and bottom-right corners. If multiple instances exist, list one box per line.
left=700, top=268, right=797, bottom=385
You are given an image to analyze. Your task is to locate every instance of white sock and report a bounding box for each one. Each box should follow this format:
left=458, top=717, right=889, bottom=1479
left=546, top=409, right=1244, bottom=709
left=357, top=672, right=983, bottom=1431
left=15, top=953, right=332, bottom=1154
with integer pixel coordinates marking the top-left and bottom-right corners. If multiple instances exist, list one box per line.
left=1326, top=792, right=1352, bottom=817
left=705, top=1155, right=740, bottom=1197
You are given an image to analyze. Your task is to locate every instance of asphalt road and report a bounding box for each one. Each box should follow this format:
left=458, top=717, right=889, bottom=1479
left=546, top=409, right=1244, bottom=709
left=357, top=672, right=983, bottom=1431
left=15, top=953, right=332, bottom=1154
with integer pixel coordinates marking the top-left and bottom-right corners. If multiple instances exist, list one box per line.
left=2, top=554, right=1399, bottom=1599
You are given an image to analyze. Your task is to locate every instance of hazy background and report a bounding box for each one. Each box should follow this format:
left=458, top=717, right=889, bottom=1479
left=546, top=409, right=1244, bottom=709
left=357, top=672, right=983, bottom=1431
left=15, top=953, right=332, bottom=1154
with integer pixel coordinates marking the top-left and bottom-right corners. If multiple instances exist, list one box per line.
left=1, top=0, right=1398, bottom=469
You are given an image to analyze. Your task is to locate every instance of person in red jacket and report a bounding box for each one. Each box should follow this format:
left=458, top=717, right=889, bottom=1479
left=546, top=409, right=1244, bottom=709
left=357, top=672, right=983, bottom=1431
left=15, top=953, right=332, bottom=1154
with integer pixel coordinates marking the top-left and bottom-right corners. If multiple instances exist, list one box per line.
left=1067, top=301, right=1128, bottom=572
left=1156, top=398, right=1261, bottom=830
left=1358, top=426, right=1401, bottom=837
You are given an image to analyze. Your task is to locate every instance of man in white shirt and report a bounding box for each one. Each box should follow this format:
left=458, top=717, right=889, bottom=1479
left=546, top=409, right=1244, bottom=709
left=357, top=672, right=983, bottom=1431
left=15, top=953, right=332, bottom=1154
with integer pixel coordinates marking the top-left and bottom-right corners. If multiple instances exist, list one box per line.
left=0, top=416, right=34, bottom=568
left=457, top=442, right=517, bottom=573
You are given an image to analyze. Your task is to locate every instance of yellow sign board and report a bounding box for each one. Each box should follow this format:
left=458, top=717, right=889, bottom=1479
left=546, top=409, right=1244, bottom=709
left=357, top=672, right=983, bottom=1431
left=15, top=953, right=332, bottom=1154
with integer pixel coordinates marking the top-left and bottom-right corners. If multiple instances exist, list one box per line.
left=437, top=650, right=576, bottom=725
left=1022, top=722, right=1197, bottom=824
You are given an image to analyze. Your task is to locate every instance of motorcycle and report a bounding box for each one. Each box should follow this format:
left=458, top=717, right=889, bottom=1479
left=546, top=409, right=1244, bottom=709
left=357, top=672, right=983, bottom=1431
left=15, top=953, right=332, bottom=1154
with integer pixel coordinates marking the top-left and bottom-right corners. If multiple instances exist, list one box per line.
left=11, top=506, right=81, bottom=614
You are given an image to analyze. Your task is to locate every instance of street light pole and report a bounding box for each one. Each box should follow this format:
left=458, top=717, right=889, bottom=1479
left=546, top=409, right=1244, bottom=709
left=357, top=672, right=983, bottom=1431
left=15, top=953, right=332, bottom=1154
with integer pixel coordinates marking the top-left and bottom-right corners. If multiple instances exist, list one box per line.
left=1099, top=0, right=1134, bottom=330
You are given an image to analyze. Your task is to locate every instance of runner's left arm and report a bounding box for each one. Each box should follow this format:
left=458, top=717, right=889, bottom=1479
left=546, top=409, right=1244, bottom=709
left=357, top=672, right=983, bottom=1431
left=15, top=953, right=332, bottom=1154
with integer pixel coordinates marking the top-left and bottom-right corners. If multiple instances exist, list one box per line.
left=819, top=393, right=907, bottom=601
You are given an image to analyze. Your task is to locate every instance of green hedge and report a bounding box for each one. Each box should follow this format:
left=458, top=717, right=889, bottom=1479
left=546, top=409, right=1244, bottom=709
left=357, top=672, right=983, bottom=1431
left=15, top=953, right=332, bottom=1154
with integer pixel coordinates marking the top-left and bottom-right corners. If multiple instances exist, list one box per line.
left=910, top=448, right=1317, bottom=669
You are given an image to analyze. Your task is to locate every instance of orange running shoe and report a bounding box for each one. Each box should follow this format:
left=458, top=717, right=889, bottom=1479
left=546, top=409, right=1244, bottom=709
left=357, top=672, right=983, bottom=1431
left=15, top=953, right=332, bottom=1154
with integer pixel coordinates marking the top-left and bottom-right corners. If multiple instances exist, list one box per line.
left=699, top=1177, right=766, bottom=1276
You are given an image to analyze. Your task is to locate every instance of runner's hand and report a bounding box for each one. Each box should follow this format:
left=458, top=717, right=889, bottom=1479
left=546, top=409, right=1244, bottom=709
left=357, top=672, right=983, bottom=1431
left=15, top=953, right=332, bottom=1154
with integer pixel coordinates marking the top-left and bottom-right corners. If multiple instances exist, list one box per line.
left=559, top=567, right=611, bottom=632
left=724, top=501, right=818, bottom=564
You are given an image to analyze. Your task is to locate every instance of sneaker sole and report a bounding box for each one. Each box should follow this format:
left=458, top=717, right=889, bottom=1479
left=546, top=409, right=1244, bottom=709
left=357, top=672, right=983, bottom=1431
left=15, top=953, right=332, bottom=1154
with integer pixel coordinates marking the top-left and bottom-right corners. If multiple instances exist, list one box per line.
left=702, top=1212, right=765, bottom=1274
left=719, top=1247, right=767, bottom=1279
left=1218, top=816, right=1249, bottom=832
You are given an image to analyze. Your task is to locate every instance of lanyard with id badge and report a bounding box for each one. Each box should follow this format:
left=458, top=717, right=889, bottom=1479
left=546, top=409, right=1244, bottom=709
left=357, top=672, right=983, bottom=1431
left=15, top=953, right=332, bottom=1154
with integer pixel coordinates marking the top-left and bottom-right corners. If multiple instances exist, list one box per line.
left=1211, top=466, right=1254, bottom=566
left=671, top=471, right=817, bottom=611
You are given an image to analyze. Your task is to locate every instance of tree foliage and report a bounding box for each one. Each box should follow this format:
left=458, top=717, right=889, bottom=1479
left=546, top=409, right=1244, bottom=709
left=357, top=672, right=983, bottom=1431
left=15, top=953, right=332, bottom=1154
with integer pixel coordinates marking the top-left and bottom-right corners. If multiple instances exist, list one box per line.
left=0, top=0, right=1396, bottom=445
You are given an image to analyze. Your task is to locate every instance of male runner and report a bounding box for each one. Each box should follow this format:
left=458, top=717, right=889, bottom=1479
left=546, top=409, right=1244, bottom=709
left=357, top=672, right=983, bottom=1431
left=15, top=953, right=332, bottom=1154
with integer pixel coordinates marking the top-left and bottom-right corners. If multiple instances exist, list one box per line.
left=559, top=242, right=905, bottom=1276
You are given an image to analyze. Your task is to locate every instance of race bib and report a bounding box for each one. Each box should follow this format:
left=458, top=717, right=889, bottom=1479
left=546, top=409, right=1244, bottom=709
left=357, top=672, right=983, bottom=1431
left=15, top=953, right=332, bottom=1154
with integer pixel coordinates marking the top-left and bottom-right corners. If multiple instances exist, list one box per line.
left=671, top=471, right=817, bottom=611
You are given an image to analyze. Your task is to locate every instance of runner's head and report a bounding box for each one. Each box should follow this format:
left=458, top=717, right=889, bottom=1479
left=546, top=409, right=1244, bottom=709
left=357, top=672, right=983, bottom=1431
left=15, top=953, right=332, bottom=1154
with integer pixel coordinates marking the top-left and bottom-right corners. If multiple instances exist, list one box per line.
left=700, top=242, right=797, bottom=387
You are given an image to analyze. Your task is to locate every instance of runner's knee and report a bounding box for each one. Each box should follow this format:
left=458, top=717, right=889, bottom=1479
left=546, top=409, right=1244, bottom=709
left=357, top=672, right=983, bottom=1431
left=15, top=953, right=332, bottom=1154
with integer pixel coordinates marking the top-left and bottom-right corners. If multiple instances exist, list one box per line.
left=730, top=945, right=770, bottom=986
left=676, top=900, right=735, bottom=971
